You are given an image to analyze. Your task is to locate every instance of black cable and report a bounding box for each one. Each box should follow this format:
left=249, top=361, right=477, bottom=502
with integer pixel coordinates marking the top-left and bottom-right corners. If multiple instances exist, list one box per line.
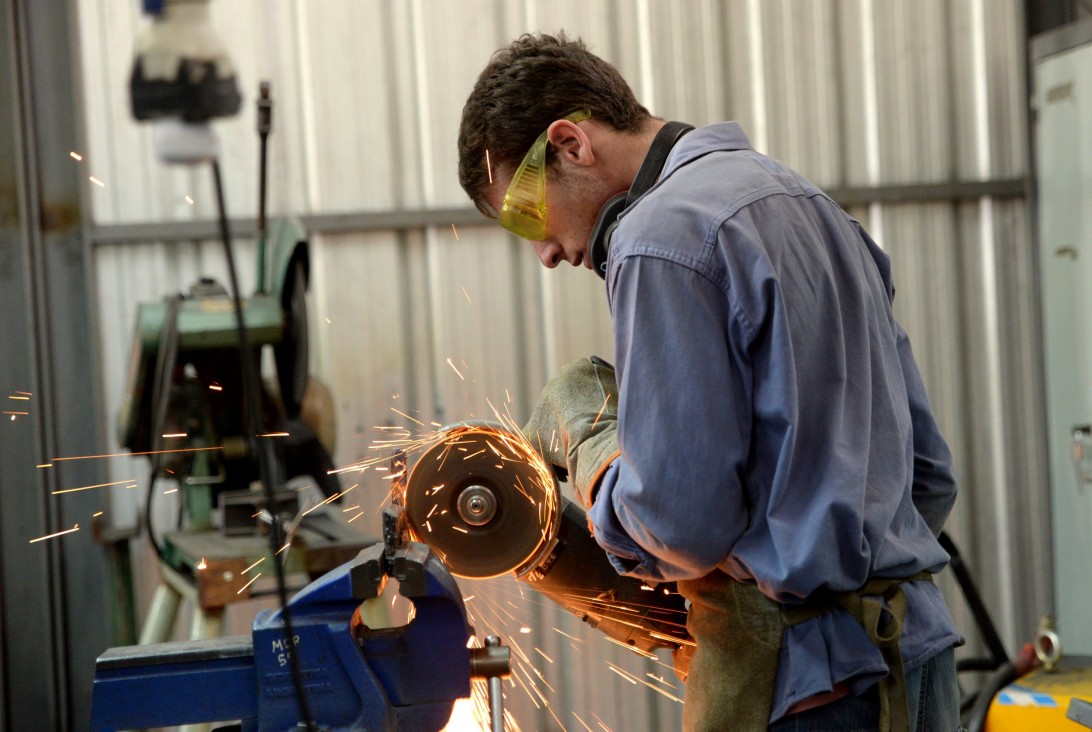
left=257, top=81, right=271, bottom=240
left=144, top=293, right=184, bottom=564
left=964, top=661, right=1018, bottom=732
left=256, top=81, right=271, bottom=293
left=211, top=159, right=316, bottom=729
left=938, top=531, right=1009, bottom=667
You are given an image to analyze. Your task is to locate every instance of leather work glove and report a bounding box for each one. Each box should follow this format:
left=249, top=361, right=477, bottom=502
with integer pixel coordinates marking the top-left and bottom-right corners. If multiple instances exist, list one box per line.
left=522, top=357, right=622, bottom=508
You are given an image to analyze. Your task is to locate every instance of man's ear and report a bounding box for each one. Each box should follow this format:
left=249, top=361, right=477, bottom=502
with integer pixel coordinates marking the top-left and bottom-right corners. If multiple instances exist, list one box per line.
left=547, top=118, right=595, bottom=167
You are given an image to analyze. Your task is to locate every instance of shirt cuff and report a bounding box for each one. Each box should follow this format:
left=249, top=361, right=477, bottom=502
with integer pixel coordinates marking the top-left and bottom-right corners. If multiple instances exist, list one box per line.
left=588, top=460, right=657, bottom=577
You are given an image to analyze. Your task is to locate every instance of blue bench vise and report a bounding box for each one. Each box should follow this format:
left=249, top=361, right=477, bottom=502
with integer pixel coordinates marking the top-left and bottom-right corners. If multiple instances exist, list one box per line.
left=89, top=538, right=509, bottom=731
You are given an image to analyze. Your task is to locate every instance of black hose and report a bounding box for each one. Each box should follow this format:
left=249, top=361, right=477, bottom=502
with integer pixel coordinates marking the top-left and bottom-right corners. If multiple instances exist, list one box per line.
left=212, top=159, right=315, bottom=730
left=939, top=531, right=1009, bottom=667
left=144, top=293, right=184, bottom=564
left=964, top=661, right=1018, bottom=732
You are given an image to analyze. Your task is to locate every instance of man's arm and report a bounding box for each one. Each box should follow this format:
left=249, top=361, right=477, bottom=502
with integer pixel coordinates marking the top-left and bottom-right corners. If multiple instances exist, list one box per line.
left=896, top=325, right=958, bottom=536
left=589, top=253, right=753, bottom=581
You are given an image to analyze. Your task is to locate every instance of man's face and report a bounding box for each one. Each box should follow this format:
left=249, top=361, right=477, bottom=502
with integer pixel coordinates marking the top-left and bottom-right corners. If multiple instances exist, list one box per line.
left=487, top=165, right=613, bottom=270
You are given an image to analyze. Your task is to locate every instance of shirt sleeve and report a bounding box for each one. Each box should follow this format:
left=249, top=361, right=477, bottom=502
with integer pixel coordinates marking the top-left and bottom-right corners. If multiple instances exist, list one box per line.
left=896, top=325, right=958, bottom=536
left=589, top=252, right=753, bottom=582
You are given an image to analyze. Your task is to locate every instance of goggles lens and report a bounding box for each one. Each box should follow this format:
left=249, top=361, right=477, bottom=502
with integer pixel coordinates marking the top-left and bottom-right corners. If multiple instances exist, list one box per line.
left=499, top=110, right=591, bottom=240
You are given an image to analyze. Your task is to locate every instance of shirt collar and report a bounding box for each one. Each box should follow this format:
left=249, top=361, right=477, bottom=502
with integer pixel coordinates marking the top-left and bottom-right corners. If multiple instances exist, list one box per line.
left=662, top=121, right=753, bottom=177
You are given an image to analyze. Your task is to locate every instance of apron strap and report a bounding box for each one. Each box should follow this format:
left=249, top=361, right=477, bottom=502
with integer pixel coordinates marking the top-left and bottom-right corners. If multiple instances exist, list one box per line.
left=782, top=571, right=933, bottom=732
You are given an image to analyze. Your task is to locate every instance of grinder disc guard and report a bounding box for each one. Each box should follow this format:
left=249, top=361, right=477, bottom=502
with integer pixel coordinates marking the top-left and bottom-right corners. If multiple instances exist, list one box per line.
left=403, top=424, right=559, bottom=578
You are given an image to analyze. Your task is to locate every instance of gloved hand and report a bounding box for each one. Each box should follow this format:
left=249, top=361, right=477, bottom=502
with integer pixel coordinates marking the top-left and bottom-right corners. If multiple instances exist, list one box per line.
left=522, top=357, right=621, bottom=508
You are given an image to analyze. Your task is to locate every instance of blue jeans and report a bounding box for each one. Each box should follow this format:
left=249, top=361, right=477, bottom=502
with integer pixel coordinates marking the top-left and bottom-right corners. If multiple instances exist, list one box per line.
left=768, top=646, right=962, bottom=732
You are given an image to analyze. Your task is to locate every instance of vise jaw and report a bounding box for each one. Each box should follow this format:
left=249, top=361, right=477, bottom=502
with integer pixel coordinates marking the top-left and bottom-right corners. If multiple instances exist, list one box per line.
left=90, top=540, right=474, bottom=731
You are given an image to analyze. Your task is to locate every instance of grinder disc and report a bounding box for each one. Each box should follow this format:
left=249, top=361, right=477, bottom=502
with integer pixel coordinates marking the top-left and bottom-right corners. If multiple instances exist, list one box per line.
left=403, top=423, right=558, bottom=578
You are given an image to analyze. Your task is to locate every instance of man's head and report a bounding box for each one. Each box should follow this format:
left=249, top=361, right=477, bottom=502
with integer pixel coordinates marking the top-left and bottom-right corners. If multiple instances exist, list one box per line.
left=458, top=33, right=659, bottom=269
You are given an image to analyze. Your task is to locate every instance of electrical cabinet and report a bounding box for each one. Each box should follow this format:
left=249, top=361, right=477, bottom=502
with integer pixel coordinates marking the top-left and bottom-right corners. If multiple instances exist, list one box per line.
left=1034, top=19, right=1092, bottom=656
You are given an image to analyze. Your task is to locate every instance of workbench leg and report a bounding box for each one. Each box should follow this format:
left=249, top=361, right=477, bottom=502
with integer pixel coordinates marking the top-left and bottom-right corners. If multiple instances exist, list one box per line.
left=138, top=582, right=182, bottom=645
left=190, top=605, right=224, bottom=640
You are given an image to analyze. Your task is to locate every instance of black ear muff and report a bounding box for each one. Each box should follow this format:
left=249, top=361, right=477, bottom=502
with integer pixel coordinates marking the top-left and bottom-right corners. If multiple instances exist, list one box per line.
left=586, top=121, right=695, bottom=280
left=588, top=192, right=627, bottom=278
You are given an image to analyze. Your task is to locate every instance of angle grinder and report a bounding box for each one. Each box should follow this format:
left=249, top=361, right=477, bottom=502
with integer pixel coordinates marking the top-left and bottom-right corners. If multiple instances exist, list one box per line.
left=400, top=422, right=689, bottom=655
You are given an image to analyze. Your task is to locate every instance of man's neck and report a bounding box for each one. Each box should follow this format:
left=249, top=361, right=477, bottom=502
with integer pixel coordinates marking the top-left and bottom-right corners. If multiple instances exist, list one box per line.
left=614, top=118, right=667, bottom=190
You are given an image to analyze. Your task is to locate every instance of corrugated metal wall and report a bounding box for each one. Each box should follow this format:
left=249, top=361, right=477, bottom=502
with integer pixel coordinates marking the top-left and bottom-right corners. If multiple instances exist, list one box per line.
left=74, top=0, right=1050, bottom=729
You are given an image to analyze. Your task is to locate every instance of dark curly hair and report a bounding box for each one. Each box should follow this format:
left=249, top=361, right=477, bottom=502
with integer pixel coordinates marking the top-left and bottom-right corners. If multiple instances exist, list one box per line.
left=458, top=32, right=652, bottom=216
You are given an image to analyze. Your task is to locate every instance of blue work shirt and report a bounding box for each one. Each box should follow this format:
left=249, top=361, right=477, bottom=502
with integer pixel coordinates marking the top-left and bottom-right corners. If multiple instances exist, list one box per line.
left=588, top=122, right=961, bottom=722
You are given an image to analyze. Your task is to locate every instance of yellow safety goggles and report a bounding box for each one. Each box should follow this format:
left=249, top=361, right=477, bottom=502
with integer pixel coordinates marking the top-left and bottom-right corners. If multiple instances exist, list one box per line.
left=499, top=110, right=591, bottom=240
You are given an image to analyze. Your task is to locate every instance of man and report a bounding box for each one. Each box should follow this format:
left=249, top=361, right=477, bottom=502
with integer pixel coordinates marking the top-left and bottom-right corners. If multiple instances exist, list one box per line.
left=457, top=32, right=961, bottom=731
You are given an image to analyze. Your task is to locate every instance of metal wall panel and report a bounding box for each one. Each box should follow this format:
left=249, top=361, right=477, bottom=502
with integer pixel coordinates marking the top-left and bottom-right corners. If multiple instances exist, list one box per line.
left=68, top=0, right=1047, bottom=730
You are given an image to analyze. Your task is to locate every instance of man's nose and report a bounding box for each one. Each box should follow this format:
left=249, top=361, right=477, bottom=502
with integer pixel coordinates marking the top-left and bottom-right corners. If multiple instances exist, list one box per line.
left=534, top=242, right=562, bottom=268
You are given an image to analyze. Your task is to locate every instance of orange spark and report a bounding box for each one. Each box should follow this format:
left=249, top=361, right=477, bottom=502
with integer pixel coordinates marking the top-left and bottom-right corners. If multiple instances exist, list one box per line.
left=391, top=407, right=426, bottom=427
left=237, top=573, right=261, bottom=594
left=257, top=431, right=289, bottom=438
left=592, top=712, right=614, bottom=731
left=461, top=285, right=471, bottom=303
left=89, top=175, right=105, bottom=187
left=451, top=223, right=460, bottom=240
left=52, top=478, right=135, bottom=495
left=243, top=557, right=264, bottom=574
left=29, top=523, right=79, bottom=543
left=573, top=713, right=595, bottom=732
left=485, top=149, right=493, bottom=184
left=552, top=627, right=585, bottom=642
left=51, top=446, right=223, bottom=462
left=608, top=663, right=684, bottom=703
left=446, top=358, right=465, bottom=380
left=301, top=487, right=350, bottom=516
left=36, top=464, right=52, bottom=469
left=647, top=672, right=678, bottom=689
left=591, top=394, right=611, bottom=428
left=70, top=151, right=83, bottom=161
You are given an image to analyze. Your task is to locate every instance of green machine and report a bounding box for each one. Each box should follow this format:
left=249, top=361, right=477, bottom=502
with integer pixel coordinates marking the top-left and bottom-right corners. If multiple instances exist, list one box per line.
left=117, top=217, right=339, bottom=531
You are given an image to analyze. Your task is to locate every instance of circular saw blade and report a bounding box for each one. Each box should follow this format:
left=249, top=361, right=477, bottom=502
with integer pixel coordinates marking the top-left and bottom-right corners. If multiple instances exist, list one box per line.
left=404, top=423, right=559, bottom=578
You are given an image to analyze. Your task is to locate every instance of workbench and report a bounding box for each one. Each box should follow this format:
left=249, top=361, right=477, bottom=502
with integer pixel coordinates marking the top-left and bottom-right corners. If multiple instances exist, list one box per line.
left=140, top=508, right=375, bottom=644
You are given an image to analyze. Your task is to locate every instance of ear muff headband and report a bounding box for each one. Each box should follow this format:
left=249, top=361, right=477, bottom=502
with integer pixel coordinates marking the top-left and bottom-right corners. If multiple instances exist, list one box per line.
left=587, top=121, right=694, bottom=280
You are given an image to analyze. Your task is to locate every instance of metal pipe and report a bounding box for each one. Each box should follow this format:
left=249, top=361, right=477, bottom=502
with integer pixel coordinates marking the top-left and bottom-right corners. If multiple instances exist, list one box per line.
left=486, top=636, right=504, bottom=732
left=87, top=178, right=1029, bottom=247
